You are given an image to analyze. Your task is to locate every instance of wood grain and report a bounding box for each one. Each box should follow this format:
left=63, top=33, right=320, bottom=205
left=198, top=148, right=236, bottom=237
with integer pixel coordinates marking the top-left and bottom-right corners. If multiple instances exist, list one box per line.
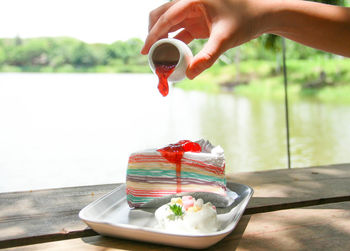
left=1, top=164, right=350, bottom=248
left=6, top=202, right=350, bottom=251
left=0, top=184, right=116, bottom=247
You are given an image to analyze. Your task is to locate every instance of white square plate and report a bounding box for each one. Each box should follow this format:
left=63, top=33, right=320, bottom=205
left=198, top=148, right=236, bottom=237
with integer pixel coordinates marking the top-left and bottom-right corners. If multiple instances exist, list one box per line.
left=79, top=182, right=253, bottom=249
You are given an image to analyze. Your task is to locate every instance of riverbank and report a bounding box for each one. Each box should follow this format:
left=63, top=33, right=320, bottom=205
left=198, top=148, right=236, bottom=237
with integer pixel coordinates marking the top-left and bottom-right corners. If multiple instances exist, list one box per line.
left=2, top=56, right=350, bottom=103
left=176, top=57, right=350, bottom=103
left=0, top=64, right=151, bottom=74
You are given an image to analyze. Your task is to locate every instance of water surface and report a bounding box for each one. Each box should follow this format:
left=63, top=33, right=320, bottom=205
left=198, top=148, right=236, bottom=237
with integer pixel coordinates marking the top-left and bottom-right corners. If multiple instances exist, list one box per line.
left=1, top=73, right=349, bottom=192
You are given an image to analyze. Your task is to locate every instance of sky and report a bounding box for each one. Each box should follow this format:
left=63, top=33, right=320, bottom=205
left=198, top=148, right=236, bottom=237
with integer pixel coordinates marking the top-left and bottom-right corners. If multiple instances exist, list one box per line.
left=0, top=0, right=167, bottom=44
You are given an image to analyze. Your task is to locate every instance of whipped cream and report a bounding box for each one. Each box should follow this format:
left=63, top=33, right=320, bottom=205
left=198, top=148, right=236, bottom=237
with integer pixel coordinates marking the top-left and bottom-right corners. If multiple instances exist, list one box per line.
left=154, top=196, right=218, bottom=234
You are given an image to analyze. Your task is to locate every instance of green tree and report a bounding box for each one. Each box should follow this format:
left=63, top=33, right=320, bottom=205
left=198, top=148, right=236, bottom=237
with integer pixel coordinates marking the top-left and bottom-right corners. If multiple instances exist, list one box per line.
left=71, top=42, right=98, bottom=67
left=5, top=38, right=49, bottom=66
left=107, top=38, right=144, bottom=64
left=46, top=37, right=80, bottom=68
left=0, top=47, right=5, bottom=65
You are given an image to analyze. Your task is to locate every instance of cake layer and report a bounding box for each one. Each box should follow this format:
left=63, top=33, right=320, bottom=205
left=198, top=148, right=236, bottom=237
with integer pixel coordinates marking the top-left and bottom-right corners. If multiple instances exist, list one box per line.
left=127, top=169, right=225, bottom=183
left=126, top=139, right=226, bottom=208
left=128, top=161, right=225, bottom=178
left=126, top=183, right=226, bottom=208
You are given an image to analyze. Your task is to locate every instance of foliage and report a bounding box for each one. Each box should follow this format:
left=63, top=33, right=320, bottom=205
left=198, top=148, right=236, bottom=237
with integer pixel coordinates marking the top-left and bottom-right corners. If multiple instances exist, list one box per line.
left=0, top=0, right=347, bottom=73
left=168, top=204, right=184, bottom=217
left=0, top=47, right=5, bottom=65
left=178, top=55, right=350, bottom=102
left=0, top=37, right=149, bottom=73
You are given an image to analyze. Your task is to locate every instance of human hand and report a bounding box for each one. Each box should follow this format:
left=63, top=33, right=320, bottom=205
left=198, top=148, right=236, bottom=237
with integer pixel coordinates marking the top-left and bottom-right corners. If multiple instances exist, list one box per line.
left=141, top=0, right=268, bottom=79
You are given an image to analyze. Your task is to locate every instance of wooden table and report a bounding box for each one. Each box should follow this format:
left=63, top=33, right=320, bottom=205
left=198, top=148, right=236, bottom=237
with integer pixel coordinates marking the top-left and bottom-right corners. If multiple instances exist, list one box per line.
left=1, top=163, right=350, bottom=250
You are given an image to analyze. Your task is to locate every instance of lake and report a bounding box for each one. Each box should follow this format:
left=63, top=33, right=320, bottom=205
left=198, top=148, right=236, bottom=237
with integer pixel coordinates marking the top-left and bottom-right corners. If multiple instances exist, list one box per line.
left=1, top=73, right=350, bottom=192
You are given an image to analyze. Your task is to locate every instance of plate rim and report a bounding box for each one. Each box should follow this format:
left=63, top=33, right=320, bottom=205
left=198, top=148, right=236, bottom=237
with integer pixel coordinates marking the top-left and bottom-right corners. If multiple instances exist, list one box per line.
left=79, top=182, right=254, bottom=238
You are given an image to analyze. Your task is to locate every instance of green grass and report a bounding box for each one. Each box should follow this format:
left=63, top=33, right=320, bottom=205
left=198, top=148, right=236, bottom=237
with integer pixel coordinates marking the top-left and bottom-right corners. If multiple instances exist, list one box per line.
left=176, top=58, right=350, bottom=103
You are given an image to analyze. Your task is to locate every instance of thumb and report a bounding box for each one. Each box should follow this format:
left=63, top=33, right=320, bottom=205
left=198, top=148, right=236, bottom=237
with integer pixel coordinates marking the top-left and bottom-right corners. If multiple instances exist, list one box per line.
left=186, top=34, right=225, bottom=79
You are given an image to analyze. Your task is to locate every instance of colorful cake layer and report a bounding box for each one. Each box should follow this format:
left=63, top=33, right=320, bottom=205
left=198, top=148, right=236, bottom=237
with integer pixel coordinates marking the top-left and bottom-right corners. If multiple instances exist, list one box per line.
left=126, top=139, right=226, bottom=208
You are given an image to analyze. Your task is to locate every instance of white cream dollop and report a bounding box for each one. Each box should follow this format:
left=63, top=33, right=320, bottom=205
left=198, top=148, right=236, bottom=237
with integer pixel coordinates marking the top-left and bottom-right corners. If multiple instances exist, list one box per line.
left=154, top=196, right=218, bottom=234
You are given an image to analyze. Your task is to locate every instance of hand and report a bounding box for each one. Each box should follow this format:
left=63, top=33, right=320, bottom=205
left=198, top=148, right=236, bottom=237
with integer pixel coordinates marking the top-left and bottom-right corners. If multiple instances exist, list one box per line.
left=142, top=0, right=350, bottom=79
left=141, top=0, right=267, bottom=79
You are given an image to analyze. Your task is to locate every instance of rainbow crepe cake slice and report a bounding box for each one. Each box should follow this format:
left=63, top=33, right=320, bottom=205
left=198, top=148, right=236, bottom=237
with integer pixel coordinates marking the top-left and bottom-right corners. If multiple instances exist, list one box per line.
left=126, top=139, right=226, bottom=208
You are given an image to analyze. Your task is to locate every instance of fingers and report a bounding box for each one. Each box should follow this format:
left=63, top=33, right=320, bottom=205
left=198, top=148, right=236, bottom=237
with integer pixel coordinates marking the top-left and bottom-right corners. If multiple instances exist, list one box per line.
left=141, top=0, right=196, bottom=54
left=174, top=29, right=194, bottom=44
left=148, top=0, right=177, bottom=32
left=186, top=30, right=227, bottom=79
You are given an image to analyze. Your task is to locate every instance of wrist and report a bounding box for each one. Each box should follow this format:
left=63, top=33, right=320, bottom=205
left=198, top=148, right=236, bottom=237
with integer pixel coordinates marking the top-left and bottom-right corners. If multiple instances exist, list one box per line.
left=257, top=0, right=291, bottom=36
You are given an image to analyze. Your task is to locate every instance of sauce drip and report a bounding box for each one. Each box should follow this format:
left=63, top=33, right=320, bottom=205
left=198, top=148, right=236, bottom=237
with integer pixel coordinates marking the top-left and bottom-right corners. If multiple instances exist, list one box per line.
left=155, top=63, right=177, bottom=97
left=157, top=140, right=201, bottom=193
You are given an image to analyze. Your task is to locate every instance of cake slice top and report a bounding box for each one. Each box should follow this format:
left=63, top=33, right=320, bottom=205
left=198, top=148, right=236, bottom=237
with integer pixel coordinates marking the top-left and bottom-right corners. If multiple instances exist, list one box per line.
left=129, top=139, right=225, bottom=169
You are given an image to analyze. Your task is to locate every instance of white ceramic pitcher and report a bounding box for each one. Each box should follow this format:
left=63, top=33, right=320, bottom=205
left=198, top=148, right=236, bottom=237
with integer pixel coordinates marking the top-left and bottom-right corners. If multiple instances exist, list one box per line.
left=148, top=38, right=193, bottom=82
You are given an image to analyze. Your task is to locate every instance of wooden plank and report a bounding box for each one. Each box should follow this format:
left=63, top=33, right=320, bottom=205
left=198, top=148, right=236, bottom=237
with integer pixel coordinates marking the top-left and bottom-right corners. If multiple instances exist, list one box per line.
left=1, top=164, right=350, bottom=248
left=227, top=163, right=350, bottom=210
left=217, top=201, right=350, bottom=251
left=0, top=184, right=117, bottom=247
left=6, top=201, right=350, bottom=251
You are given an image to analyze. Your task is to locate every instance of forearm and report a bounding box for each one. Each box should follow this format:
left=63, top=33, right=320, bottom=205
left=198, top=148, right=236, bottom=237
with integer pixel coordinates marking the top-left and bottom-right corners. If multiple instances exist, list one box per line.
left=261, top=0, right=350, bottom=57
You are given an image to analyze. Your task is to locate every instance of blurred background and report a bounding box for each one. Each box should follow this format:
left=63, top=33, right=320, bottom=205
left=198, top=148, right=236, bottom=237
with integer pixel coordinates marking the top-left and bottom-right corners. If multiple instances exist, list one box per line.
left=1, top=0, right=349, bottom=192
